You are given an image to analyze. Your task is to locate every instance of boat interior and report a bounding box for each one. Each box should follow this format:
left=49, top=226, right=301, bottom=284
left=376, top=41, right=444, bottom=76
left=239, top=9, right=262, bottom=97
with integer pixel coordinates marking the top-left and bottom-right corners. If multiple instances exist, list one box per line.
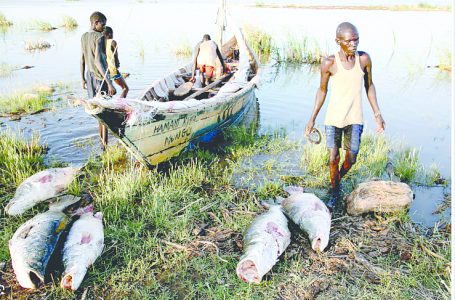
left=140, top=36, right=258, bottom=103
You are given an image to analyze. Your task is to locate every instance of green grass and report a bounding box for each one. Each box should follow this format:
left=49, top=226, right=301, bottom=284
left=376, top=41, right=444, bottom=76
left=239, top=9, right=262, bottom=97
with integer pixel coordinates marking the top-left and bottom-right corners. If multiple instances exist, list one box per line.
left=28, top=20, right=56, bottom=31
left=0, top=128, right=450, bottom=299
left=244, top=26, right=275, bottom=64
left=25, top=40, right=51, bottom=51
left=273, top=35, right=327, bottom=65
left=0, top=85, right=55, bottom=115
left=171, top=40, right=193, bottom=57
left=0, top=12, right=13, bottom=27
left=60, top=15, right=78, bottom=30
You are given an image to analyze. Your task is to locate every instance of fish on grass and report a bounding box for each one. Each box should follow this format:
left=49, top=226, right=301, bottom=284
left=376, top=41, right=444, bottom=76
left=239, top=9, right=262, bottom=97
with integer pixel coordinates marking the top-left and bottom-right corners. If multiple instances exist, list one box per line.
left=278, top=186, right=331, bottom=252
left=236, top=205, right=291, bottom=284
left=5, top=166, right=81, bottom=216
left=61, top=205, right=104, bottom=291
left=9, top=195, right=81, bottom=289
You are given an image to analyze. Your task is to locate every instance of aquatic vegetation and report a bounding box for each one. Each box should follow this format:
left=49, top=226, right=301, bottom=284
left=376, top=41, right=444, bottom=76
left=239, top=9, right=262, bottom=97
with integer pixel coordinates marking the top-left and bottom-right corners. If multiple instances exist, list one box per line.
left=0, top=12, right=13, bottom=27
left=436, top=48, right=452, bottom=72
left=251, top=3, right=451, bottom=11
left=244, top=26, right=275, bottom=63
left=24, top=40, right=51, bottom=51
left=61, top=15, right=78, bottom=30
left=28, top=20, right=56, bottom=31
left=0, top=86, right=55, bottom=115
left=273, top=35, right=327, bottom=65
left=0, top=63, right=16, bottom=78
left=172, top=40, right=193, bottom=57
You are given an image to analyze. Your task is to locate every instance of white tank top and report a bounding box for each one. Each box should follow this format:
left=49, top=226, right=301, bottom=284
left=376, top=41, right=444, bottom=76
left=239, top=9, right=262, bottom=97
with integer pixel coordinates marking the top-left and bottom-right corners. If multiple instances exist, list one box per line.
left=197, top=40, right=217, bottom=67
left=324, top=52, right=365, bottom=128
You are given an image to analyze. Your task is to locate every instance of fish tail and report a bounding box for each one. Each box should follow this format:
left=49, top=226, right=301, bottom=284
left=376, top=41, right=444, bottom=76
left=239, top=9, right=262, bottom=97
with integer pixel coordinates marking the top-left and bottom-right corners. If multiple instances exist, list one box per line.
left=260, top=199, right=276, bottom=208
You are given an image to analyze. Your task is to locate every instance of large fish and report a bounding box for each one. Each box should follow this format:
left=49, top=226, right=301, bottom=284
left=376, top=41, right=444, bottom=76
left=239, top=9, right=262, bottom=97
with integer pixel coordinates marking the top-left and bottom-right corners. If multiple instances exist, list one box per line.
left=61, top=205, right=104, bottom=291
left=5, top=167, right=80, bottom=216
left=278, top=186, right=331, bottom=252
left=236, top=205, right=291, bottom=284
left=9, top=195, right=80, bottom=289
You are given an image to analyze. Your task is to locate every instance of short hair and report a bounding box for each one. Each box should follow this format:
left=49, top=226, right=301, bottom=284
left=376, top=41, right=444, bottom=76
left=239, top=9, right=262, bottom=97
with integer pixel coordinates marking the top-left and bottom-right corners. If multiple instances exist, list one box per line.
left=90, top=11, right=107, bottom=25
left=203, top=34, right=211, bottom=41
left=104, top=26, right=113, bottom=36
left=336, top=22, right=358, bottom=38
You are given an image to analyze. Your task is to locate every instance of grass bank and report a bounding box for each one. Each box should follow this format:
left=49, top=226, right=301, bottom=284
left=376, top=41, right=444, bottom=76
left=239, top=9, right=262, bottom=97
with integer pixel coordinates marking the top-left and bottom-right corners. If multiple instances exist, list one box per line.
left=0, top=84, right=60, bottom=116
left=0, top=127, right=451, bottom=299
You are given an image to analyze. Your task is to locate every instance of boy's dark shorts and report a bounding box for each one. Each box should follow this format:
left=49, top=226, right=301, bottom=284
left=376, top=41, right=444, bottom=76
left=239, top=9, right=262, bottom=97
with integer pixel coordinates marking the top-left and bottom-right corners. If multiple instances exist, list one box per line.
left=325, top=124, right=364, bottom=154
left=86, top=71, right=108, bottom=98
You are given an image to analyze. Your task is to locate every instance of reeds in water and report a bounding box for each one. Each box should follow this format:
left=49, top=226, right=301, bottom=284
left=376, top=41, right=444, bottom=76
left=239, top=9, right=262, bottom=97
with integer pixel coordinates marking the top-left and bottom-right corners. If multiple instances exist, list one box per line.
left=25, top=40, right=51, bottom=51
left=29, top=20, right=56, bottom=31
left=244, top=26, right=275, bottom=63
left=172, top=41, right=193, bottom=57
left=273, top=35, right=327, bottom=65
left=61, top=15, right=78, bottom=30
left=0, top=12, right=13, bottom=27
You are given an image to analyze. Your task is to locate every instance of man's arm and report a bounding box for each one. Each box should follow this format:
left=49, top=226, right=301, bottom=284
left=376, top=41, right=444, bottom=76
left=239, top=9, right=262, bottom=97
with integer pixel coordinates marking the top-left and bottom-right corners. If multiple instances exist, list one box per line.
left=94, top=36, right=116, bottom=96
left=215, top=45, right=225, bottom=73
left=112, top=40, right=120, bottom=68
left=305, top=56, right=333, bottom=136
left=191, top=43, right=201, bottom=80
left=80, top=36, right=86, bottom=90
left=361, top=52, right=385, bottom=133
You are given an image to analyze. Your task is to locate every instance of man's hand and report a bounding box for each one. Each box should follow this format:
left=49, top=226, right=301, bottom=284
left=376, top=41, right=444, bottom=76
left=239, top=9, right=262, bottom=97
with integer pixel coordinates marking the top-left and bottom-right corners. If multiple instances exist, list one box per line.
left=189, top=76, right=196, bottom=83
left=375, top=115, right=385, bottom=133
left=82, top=80, right=87, bottom=90
left=108, top=83, right=116, bottom=96
left=305, top=120, right=315, bottom=137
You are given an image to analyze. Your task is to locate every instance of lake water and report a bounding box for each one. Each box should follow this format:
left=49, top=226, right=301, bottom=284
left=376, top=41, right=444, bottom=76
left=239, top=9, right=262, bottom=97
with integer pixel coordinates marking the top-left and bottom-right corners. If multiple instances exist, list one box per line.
left=0, top=0, right=452, bottom=227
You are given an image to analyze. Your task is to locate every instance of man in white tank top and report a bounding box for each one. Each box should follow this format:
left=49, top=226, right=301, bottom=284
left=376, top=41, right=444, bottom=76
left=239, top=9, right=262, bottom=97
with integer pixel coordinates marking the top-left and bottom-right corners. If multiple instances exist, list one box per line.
left=304, top=22, right=386, bottom=209
left=191, top=34, right=226, bottom=86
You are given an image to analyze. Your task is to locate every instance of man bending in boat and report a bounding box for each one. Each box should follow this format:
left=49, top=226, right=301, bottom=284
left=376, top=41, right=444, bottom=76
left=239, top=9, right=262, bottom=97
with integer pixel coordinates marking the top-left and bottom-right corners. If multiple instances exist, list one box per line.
left=80, top=11, right=116, bottom=150
left=190, top=34, right=226, bottom=86
left=304, top=22, right=386, bottom=210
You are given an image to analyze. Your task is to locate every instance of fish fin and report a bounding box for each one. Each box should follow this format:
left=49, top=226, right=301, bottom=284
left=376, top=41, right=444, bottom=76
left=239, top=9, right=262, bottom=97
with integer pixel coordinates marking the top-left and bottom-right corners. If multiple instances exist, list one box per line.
left=94, top=212, right=103, bottom=220
left=49, top=195, right=81, bottom=211
left=73, top=204, right=93, bottom=216
left=283, top=185, right=304, bottom=195
left=260, top=199, right=276, bottom=208
left=275, top=196, right=285, bottom=205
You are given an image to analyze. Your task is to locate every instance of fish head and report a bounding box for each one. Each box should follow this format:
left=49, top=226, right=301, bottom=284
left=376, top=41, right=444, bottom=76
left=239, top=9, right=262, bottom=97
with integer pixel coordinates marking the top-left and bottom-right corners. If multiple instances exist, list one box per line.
left=61, top=266, right=87, bottom=291
left=311, top=230, right=330, bottom=252
left=10, top=256, right=44, bottom=289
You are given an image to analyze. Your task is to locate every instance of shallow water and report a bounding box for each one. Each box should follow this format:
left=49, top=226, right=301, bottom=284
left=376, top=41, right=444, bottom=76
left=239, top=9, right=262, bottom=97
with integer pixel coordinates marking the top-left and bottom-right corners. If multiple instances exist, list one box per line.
left=0, top=1, right=452, bottom=226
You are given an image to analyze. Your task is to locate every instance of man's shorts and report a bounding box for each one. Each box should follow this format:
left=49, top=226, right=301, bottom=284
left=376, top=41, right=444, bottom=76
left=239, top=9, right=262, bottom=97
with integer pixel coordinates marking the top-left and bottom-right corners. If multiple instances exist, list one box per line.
left=199, top=65, right=215, bottom=78
left=325, top=124, right=364, bottom=154
left=111, top=73, right=122, bottom=80
left=86, top=71, right=108, bottom=98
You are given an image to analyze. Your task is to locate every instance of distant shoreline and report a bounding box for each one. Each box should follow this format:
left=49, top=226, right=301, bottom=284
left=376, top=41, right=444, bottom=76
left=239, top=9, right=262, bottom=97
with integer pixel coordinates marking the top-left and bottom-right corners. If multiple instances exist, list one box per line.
left=248, top=4, right=451, bottom=12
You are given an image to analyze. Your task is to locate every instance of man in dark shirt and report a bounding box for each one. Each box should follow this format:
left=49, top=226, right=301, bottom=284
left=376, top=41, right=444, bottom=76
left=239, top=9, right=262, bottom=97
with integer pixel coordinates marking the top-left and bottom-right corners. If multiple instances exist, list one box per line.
left=80, top=11, right=116, bottom=149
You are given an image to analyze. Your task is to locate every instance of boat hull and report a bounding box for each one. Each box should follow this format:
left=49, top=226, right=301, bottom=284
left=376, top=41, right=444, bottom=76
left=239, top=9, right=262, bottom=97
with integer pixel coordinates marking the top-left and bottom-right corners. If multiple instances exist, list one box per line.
left=95, top=84, right=256, bottom=167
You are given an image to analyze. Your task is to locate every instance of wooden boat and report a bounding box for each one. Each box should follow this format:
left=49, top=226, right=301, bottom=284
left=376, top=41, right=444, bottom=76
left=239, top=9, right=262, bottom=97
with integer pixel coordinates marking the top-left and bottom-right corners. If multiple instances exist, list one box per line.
left=84, top=19, right=260, bottom=168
